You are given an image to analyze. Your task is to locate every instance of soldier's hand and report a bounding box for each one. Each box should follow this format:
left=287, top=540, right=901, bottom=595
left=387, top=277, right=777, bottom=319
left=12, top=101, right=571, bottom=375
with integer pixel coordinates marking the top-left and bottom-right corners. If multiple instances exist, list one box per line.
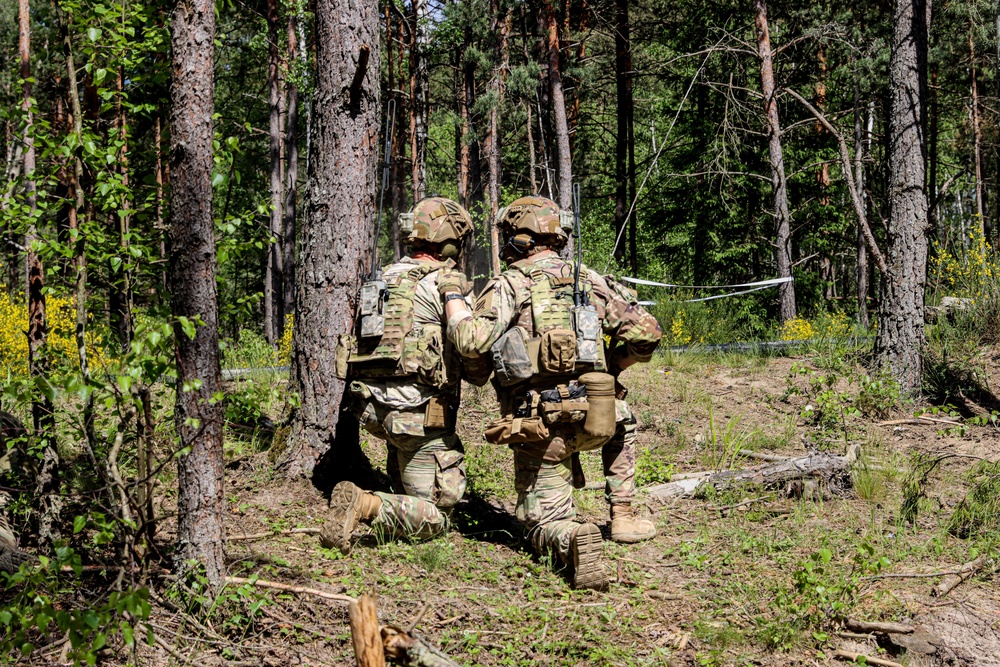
left=437, top=269, right=471, bottom=297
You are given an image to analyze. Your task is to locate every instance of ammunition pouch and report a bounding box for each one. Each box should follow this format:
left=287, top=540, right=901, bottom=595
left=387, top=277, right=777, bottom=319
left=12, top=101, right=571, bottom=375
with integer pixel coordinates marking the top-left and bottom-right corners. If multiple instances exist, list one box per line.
left=539, top=328, right=576, bottom=374
left=578, top=372, right=617, bottom=439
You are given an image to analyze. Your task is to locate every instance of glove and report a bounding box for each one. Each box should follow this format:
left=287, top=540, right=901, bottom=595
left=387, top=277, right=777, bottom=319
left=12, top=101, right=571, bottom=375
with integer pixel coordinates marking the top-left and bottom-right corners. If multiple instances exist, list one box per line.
left=0, top=544, right=31, bottom=574
left=437, top=269, right=471, bottom=297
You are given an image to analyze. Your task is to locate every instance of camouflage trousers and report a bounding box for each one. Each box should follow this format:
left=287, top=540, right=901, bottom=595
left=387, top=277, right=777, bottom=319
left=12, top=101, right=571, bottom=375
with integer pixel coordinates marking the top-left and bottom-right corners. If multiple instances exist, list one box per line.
left=515, top=400, right=636, bottom=564
left=603, top=399, right=637, bottom=506
left=372, top=433, right=466, bottom=542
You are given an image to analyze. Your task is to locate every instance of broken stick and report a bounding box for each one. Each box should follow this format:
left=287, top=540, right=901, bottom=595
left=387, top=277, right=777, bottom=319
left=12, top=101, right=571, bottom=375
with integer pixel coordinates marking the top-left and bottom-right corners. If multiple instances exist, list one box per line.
left=227, top=527, right=321, bottom=542
left=224, top=576, right=353, bottom=603
left=931, top=555, right=987, bottom=598
left=350, top=593, right=386, bottom=667
left=833, top=649, right=902, bottom=667
left=843, top=619, right=913, bottom=635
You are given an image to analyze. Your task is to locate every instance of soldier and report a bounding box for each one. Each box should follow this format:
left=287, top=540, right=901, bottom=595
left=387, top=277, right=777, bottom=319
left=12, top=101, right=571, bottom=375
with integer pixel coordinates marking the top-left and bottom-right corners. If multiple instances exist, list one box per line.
left=320, top=197, right=476, bottom=554
left=0, top=495, right=30, bottom=574
left=442, top=196, right=662, bottom=589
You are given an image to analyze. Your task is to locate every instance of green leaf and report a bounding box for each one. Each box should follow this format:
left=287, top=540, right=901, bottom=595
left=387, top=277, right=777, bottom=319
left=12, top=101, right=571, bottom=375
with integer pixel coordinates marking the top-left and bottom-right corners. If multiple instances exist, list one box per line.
left=87, top=27, right=102, bottom=42
left=73, top=515, right=87, bottom=534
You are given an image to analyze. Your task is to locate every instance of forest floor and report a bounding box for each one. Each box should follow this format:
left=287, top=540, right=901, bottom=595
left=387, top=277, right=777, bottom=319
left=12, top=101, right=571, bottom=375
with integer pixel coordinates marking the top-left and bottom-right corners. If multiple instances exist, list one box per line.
left=88, top=347, right=1000, bottom=666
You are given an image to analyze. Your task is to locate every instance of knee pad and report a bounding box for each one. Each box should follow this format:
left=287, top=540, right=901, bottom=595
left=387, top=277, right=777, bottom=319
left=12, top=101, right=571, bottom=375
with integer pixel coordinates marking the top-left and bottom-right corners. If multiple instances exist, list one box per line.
left=433, top=450, right=466, bottom=509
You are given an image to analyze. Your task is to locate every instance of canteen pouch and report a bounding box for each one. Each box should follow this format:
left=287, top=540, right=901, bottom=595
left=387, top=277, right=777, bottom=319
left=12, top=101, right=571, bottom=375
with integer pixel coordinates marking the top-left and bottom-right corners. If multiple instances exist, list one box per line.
left=335, top=334, right=353, bottom=379
left=484, top=416, right=550, bottom=445
left=491, top=327, right=534, bottom=387
left=539, top=328, right=576, bottom=374
left=578, top=372, right=617, bottom=439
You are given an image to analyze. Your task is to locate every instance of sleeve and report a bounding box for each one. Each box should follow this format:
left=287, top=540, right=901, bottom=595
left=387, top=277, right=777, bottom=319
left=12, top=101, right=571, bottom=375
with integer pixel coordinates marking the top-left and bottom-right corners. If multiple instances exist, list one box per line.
left=596, top=273, right=662, bottom=363
left=447, top=276, right=517, bottom=357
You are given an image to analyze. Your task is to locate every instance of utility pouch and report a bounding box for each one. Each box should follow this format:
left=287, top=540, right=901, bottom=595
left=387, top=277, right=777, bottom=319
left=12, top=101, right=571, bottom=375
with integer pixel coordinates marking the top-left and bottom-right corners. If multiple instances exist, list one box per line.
left=334, top=334, right=353, bottom=379
left=358, top=280, right=388, bottom=338
left=572, top=304, right=601, bottom=365
left=539, top=328, right=576, bottom=374
left=484, top=416, right=550, bottom=445
left=539, top=383, right=589, bottom=425
left=491, top=327, right=534, bottom=386
left=424, top=395, right=449, bottom=429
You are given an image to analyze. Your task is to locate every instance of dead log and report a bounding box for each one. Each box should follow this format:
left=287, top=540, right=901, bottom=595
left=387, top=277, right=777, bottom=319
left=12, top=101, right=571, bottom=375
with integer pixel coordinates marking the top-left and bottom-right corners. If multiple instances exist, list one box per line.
left=350, top=593, right=386, bottom=667
left=844, top=619, right=914, bottom=635
left=931, top=555, right=987, bottom=597
left=649, top=448, right=856, bottom=500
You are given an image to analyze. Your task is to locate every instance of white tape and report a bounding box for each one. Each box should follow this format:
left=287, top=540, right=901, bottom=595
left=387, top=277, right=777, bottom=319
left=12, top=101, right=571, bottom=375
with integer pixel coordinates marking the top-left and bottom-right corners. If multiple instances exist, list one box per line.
left=621, top=276, right=793, bottom=290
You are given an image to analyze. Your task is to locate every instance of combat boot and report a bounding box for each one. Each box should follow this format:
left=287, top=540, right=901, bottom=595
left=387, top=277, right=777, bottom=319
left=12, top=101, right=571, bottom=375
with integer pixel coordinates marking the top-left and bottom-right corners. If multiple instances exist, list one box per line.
left=319, top=482, right=382, bottom=555
left=570, top=522, right=608, bottom=591
left=610, top=503, right=656, bottom=543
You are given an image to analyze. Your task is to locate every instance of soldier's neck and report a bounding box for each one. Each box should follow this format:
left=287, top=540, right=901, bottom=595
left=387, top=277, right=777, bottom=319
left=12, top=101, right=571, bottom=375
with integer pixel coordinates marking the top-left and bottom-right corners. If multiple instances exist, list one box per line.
left=411, top=251, right=441, bottom=263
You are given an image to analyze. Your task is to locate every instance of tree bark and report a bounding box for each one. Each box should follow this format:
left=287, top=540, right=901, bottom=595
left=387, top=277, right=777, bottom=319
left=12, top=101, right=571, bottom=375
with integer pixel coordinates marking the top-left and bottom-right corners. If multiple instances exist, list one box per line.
left=543, top=0, right=573, bottom=256
left=875, top=0, right=929, bottom=396
left=928, top=59, right=939, bottom=240
left=462, top=31, right=489, bottom=289
left=613, top=0, right=635, bottom=270
left=754, top=0, right=796, bottom=322
left=282, top=11, right=301, bottom=332
left=281, top=0, right=380, bottom=477
left=265, top=0, right=285, bottom=345
left=170, top=0, right=226, bottom=587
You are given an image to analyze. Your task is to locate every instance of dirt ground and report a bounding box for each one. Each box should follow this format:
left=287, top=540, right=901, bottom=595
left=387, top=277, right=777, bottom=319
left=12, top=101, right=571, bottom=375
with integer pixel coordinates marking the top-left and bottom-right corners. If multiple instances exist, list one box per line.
left=28, top=350, right=1000, bottom=667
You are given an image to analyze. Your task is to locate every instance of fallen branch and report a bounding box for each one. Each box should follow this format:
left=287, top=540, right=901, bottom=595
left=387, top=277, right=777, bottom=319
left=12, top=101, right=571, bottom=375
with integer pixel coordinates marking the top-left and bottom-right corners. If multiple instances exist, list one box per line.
left=738, top=450, right=789, bottom=462
left=931, top=555, right=987, bottom=598
left=707, top=496, right=771, bottom=513
left=227, top=527, right=321, bottom=542
left=224, top=576, right=354, bottom=603
left=843, top=619, right=913, bottom=635
left=833, top=649, right=902, bottom=667
left=350, top=593, right=385, bottom=667
left=877, top=416, right=962, bottom=427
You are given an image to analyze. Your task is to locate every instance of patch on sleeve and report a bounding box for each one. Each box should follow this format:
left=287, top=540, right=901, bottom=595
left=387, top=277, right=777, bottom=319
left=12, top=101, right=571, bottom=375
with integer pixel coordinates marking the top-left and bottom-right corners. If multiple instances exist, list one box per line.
left=475, top=285, right=496, bottom=315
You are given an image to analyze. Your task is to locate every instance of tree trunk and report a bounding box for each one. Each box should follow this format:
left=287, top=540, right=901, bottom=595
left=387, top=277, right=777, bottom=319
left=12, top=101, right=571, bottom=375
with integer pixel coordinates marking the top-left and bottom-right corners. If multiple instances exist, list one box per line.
left=21, top=0, right=60, bottom=545
left=391, top=12, right=408, bottom=258
left=613, top=0, right=634, bottom=269
left=543, top=0, right=573, bottom=255
left=265, top=0, right=285, bottom=345
left=969, top=22, right=986, bottom=235
left=109, top=65, right=133, bottom=351
left=854, top=80, right=870, bottom=329
left=462, top=35, right=489, bottom=289
left=169, top=0, right=226, bottom=587
left=754, top=0, right=796, bottom=322
left=281, top=0, right=380, bottom=477
left=928, top=59, right=939, bottom=241
left=408, top=0, right=428, bottom=201
left=484, top=3, right=509, bottom=279
left=282, top=11, right=301, bottom=332
left=875, top=0, right=929, bottom=396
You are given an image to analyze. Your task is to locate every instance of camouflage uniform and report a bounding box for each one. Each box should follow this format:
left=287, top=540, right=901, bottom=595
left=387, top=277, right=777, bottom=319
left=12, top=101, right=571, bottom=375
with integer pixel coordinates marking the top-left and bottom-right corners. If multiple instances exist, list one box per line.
left=448, top=251, right=661, bottom=566
left=345, top=257, right=472, bottom=541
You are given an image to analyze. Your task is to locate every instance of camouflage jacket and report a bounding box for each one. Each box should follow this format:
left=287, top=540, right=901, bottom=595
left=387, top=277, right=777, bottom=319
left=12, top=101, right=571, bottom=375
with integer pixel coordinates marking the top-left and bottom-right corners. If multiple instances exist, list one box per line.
left=447, top=251, right=662, bottom=372
left=352, top=257, right=474, bottom=412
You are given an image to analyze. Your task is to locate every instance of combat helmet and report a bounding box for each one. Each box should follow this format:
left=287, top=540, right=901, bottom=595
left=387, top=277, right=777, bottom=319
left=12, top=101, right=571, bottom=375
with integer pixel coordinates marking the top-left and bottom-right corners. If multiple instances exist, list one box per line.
left=497, top=196, right=574, bottom=251
left=399, top=196, right=473, bottom=259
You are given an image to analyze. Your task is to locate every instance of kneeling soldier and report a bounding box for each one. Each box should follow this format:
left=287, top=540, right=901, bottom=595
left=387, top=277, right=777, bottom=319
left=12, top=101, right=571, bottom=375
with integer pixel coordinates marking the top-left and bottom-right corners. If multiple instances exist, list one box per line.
left=322, top=197, right=476, bottom=554
left=443, top=196, right=662, bottom=589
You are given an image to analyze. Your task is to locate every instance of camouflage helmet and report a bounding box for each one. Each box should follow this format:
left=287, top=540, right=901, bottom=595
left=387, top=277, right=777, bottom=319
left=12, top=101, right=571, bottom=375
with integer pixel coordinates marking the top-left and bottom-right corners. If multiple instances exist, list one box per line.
left=497, top=196, right=574, bottom=248
left=400, top=196, right=473, bottom=259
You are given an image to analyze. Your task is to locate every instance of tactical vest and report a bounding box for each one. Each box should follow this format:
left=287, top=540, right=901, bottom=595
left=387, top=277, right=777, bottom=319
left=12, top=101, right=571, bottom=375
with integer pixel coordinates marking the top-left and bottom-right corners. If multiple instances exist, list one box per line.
left=335, top=260, right=457, bottom=390
left=490, top=259, right=607, bottom=390
left=483, top=258, right=617, bottom=453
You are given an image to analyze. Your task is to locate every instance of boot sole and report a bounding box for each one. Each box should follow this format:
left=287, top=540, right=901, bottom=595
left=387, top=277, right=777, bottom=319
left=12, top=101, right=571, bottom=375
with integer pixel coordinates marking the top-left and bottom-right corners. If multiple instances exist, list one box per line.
left=571, top=523, right=608, bottom=591
left=610, top=529, right=657, bottom=544
left=319, top=482, right=363, bottom=555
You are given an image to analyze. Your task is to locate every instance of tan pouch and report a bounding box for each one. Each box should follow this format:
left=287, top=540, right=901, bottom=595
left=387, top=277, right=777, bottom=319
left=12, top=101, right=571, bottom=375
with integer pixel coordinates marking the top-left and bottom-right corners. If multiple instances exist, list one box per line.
left=579, top=372, right=617, bottom=438
left=539, top=328, right=576, bottom=374
left=424, top=396, right=449, bottom=429
left=335, top=334, right=353, bottom=379
left=484, top=416, right=550, bottom=445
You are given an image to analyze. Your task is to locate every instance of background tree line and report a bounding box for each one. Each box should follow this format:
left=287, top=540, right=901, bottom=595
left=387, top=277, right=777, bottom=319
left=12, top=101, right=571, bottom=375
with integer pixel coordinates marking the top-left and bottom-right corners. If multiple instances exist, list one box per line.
left=0, top=0, right=992, bottom=617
